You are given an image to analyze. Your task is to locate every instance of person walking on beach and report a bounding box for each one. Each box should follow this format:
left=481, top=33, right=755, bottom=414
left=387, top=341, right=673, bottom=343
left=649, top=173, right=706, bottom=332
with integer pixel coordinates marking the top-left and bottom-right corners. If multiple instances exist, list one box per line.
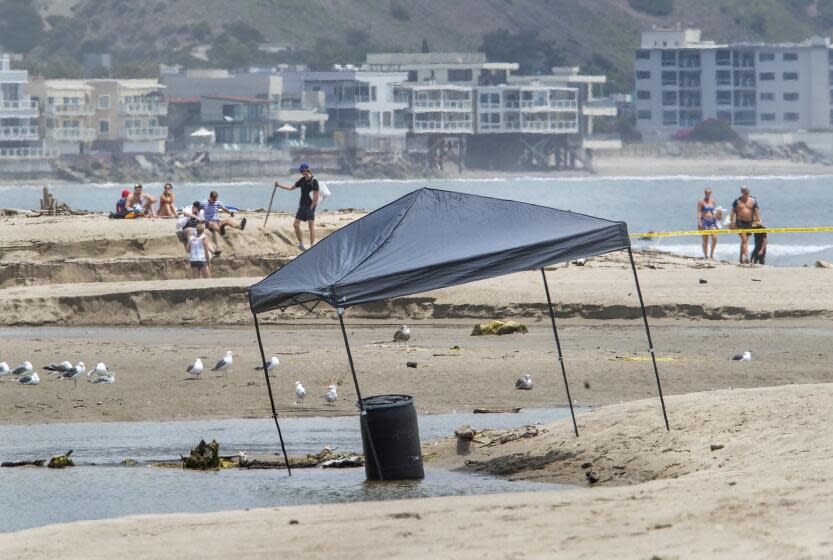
left=697, top=186, right=719, bottom=259
left=730, top=185, right=760, bottom=264
left=203, top=190, right=246, bottom=236
left=274, top=162, right=319, bottom=251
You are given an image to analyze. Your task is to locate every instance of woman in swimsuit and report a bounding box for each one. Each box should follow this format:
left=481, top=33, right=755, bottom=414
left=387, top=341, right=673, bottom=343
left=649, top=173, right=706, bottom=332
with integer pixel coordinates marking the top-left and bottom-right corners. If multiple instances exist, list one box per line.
left=697, top=186, right=719, bottom=259
left=158, top=183, right=176, bottom=217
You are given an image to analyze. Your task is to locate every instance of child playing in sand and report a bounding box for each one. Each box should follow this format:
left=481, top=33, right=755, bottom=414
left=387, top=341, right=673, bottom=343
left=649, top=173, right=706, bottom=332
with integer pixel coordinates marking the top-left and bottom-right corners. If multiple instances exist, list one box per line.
left=187, top=223, right=214, bottom=279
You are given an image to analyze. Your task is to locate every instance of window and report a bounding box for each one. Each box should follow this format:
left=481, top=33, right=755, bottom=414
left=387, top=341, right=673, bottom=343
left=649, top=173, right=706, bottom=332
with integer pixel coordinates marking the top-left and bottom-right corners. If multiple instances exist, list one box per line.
left=97, top=95, right=110, bottom=109
left=125, top=119, right=140, bottom=129
left=662, top=110, right=677, bottom=125
left=716, top=50, right=731, bottom=66
left=407, top=70, right=417, bottom=82
left=448, top=69, right=473, bottom=82
left=661, top=71, right=677, bottom=86
left=637, top=110, right=652, bottom=120
left=784, top=112, right=800, bottom=121
left=717, top=110, right=732, bottom=122
left=662, top=91, right=677, bottom=106
left=636, top=50, right=650, bottom=60
left=47, top=96, right=55, bottom=105
left=783, top=72, right=799, bottom=80
left=783, top=52, right=798, bottom=61
left=99, top=119, right=109, bottom=133
left=383, top=112, right=391, bottom=126
left=371, top=86, right=377, bottom=101
left=636, top=70, right=651, bottom=80
left=760, top=92, right=775, bottom=101
left=716, top=70, right=731, bottom=86
left=717, top=91, right=732, bottom=106
left=661, top=51, right=676, bottom=66
left=637, top=90, right=651, bottom=100
left=760, top=113, right=775, bottom=121
left=759, top=72, right=775, bottom=81
left=784, top=92, right=799, bottom=101
left=759, top=52, right=775, bottom=62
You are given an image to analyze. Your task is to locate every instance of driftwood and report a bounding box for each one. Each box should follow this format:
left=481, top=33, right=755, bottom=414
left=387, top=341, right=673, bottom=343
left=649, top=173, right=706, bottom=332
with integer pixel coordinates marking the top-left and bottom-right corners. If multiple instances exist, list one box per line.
left=1, top=459, right=45, bottom=467
left=240, top=447, right=363, bottom=470
left=473, top=407, right=522, bottom=414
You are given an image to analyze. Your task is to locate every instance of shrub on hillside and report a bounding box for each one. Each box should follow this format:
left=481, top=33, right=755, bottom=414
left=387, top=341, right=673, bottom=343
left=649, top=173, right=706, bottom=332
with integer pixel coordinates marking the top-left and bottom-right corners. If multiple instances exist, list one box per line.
left=627, top=0, right=674, bottom=16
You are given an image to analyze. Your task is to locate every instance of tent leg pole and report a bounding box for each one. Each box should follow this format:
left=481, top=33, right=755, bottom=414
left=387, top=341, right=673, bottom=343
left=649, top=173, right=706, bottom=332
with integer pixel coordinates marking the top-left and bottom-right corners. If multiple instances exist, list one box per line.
left=263, top=184, right=278, bottom=227
left=627, top=248, right=670, bottom=431
left=253, top=313, right=292, bottom=475
left=337, top=309, right=385, bottom=481
left=541, top=268, right=579, bottom=437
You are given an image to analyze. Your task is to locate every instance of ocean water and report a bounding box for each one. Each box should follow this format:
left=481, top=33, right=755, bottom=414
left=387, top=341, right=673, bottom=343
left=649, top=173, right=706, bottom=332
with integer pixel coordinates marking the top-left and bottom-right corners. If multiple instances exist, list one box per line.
left=0, top=408, right=576, bottom=532
left=2, top=175, right=832, bottom=265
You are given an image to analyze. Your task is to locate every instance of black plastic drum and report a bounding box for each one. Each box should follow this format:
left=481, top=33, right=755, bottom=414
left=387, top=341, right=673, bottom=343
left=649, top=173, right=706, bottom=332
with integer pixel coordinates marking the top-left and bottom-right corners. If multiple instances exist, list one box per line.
left=357, top=394, right=424, bottom=480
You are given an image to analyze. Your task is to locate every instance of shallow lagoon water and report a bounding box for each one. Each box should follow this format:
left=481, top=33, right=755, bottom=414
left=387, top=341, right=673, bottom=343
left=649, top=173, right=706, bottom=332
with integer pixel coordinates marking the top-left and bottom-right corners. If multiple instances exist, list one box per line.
left=0, top=408, right=576, bottom=533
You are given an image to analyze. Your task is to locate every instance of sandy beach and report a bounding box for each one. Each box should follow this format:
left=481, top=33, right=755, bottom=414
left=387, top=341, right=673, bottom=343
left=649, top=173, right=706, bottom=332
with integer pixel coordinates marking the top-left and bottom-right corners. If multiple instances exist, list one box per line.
left=3, top=199, right=833, bottom=558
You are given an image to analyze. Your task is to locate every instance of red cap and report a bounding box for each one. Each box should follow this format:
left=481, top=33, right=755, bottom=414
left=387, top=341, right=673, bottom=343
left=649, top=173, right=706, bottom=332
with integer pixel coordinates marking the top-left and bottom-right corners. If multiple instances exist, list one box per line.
left=121, top=189, right=130, bottom=197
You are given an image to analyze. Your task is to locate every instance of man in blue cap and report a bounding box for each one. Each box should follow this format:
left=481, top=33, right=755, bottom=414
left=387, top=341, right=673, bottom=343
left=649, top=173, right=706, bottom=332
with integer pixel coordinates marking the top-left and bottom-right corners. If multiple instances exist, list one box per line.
left=275, top=162, right=319, bottom=250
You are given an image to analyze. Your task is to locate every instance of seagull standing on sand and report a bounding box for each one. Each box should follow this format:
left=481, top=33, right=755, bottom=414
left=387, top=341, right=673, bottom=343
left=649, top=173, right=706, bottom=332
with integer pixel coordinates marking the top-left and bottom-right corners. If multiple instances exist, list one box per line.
left=12, top=361, right=32, bottom=377
left=325, top=384, right=338, bottom=405
left=87, top=362, right=110, bottom=378
left=295, top=381, right=306, bottom=404
left=515, top=374, right=534, bottom=390
left=91, top=374, right=115, bottom=384
left=254, top=356, right=279, bottom=373
left=393, top=325, right=411, bottom=346
left=0, top=362, right=10, bottom=380
left=60, top=362, right=85, bottom=388
left=211, top=351, right=233, bottom=375
left=44, top=361, right=73, bottom=375
left=18, top=372, right=39, bottom=385
left=187, top=358, right=204, bottom=379
left=731, top=351, right=752, bottom=361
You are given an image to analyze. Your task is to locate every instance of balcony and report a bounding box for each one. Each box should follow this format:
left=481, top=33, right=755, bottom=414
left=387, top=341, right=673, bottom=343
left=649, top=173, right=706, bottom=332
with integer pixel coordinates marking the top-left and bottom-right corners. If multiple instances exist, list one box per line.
left=520, top=120, right=578, bottom=133
left=119, top=102, right=168, bottom=116
left=413, top=99, right=472, bottom=111
left=550, top=100, right=578, bottom=110
left=413, top=120, right=473, bottom=132
left=0, top=146, right=57, bottom=159
left=520, top=100, right=549, bottom=110
left=121, top=126, right=168, bottom=141
left=49, top=128, right=96, bottom=142
left=47, top=104, right=96, bottom=116
left=0, top=125, right=39, bottom=141
left=0, top=98, right=38, bottom=117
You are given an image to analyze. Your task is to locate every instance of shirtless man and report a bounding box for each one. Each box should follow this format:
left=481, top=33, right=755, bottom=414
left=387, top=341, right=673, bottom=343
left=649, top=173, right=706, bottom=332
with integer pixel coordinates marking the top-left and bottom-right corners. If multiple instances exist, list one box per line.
left=125, top=184, right=157, bottom=217
left=730, top=185, right=760, bottom=264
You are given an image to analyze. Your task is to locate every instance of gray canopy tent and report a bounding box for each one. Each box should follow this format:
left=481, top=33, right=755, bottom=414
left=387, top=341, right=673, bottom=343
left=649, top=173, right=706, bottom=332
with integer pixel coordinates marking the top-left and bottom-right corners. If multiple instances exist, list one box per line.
left=248, top=188, right=669, bottom=476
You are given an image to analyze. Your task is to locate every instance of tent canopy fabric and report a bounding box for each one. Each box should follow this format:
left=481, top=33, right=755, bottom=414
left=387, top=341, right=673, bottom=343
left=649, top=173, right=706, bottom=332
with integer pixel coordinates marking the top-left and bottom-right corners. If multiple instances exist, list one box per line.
left=248, top=188, right=630, bottom=314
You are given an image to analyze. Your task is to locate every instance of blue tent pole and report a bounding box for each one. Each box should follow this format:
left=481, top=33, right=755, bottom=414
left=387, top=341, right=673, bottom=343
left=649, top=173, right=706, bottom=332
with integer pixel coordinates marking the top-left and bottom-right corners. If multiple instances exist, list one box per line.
left=252, top=312, right=292, bottom=474
left=336, top=308, right=385, bottom=481
left=627, top=248, right=670, bottom=431
left=540, top=268, right=579, bottom=437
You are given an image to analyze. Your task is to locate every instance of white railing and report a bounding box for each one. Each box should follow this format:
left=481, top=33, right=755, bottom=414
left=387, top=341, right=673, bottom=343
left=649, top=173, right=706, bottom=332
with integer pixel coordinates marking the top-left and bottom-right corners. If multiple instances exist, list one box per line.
left=49, top=128, right=96, bottom=141
left=479, top=102, right=501, bottom=109
left=550, top=100, right=578, bottom=110
left=414, top=99, right=443, bottom=108
left=520, top=100, right=548, bottom=109
left=0, top=126, right=39, bottom=140
left=0, top=98, right=37, bottom=114
left=522, top=120, right=549, bottom=130
left=0, top=69, right=28, bottom=83
left=47, top=104, right=95, bottom=116
left=414, top=120, right=473, bottom=131
left=520, top=120, right=578, bottom=132
left=552, top=120, right=578, bottom=130
left=119, top=102, right=168, bottom=115
left=504, top=100, right=520, bottom=108
left=443, top=120, right=472, bottom=130
left=0, top=147, right=57, bottom=159
left=504, top=121, right=521, bottom=129
left=121, top=126, right=168, bottom=140
left=444, top=100, right=472, bottom=109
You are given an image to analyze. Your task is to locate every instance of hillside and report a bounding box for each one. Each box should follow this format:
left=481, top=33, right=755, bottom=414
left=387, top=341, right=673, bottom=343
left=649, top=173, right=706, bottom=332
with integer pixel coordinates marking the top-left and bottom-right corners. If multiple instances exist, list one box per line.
left=13, top=0, right=833, bottom=91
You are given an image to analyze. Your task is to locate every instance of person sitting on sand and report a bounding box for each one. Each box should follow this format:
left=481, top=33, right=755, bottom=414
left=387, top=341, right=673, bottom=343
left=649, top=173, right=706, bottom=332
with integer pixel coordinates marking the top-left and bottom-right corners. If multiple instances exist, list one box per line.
left=158, top=183, right=176, bottom=218
left=176, top=201, right=205, bottom=251
left=187, top=223, right=215, bottom=279
left=203, top=190, right=246, bottom=236
left=109, top=189, right=131, bottom=219
left=125, top=184, right=157, bottom=218
left=697, top=186, right=719, bottom=260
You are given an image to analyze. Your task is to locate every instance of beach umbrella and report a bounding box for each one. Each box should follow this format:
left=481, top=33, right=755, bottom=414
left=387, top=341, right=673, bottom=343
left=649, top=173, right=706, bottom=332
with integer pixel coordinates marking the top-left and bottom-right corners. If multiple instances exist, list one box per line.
left=189, top=128, right=215, bottom=137
left=277, top=123, right=297, bottom=133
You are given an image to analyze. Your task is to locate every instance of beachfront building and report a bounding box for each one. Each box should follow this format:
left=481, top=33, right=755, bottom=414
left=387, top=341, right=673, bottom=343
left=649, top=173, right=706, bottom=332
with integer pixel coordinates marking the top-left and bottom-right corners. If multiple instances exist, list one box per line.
left=366, top=52, right=517, bottom=86
left=30, top=78, right=167, bottom=154
left=0, top=55, right=45, bottom=159
left=634, top=27, right=833, bottom=144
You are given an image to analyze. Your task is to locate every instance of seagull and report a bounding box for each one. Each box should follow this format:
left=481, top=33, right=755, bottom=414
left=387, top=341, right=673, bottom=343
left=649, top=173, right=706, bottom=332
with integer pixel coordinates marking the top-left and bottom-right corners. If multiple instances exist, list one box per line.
left=59, top=362, right=85, bottom=387
left=87, top=362, right=110, bottom=378
left=12, top=361, right=33, bottom=376
left=0, top=362, right=10, bottom=380
left=393, top=325, right=411, bottom=346
left=515, top=374, right=534, bottom=390
left=731, top=351, right=752, bottom=361
left=91, top=374, right=115, bottom=384
left=211, top=351, right=233, bottom=375
left=44, top=361, right=73, bottom=375
left=325, top=384, right=338, bottom=405
left=295, top=381, right=306, bottom=404
left=254, top=356, right=279, bottom=373
left=18, top=372, right=40, bottom=385
left=187, top=358, right=204, bottom=379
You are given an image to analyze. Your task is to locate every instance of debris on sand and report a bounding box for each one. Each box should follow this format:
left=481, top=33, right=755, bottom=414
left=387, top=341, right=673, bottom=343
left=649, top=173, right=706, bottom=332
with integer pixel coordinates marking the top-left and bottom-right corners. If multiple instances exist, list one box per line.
left=182, top=439, right=221, bottom=470
left=471, top=320, right=528, bottom=336
left=48, top=450, right=75, bottom=469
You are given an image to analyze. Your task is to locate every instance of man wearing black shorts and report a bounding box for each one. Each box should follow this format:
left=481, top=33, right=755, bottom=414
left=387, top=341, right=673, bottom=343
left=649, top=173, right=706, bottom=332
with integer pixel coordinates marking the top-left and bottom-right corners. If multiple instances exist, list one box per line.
left=730, top=185, right=760, bottom=264
left=275, top=162, right=319, bottom=251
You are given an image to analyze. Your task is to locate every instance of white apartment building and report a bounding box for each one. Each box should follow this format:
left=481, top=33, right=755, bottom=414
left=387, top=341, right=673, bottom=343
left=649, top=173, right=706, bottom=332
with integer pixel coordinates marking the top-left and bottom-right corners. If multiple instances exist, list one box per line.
left=0, top=54, right=45, bottom=159
left=635, top=28, right=833, bottom=140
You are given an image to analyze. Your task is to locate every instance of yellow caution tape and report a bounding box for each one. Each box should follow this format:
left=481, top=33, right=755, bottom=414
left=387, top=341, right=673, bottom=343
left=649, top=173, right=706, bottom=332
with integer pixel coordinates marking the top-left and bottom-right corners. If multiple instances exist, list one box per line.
left=631, top=226, right=833, bottom=238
